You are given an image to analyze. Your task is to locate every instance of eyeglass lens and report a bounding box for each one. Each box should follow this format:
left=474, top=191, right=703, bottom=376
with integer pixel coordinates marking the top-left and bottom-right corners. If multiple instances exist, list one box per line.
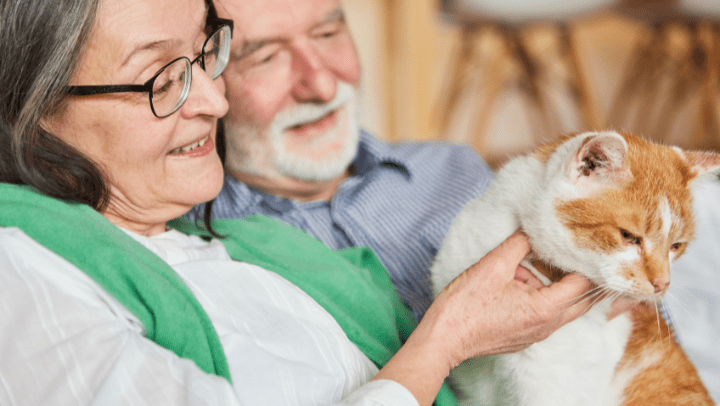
left=150, top=25, right=231, bottom=118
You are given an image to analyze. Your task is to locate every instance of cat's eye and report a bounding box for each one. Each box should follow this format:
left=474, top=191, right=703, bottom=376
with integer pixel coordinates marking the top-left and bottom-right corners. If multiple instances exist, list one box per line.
left=620, top=229, right=641, bottom=245
left=670, top=242, right=684, bottom=251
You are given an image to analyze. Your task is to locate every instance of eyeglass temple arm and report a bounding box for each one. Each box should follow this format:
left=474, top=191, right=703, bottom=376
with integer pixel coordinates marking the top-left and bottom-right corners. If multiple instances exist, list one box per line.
left=65, top=84, right=148, bottom=96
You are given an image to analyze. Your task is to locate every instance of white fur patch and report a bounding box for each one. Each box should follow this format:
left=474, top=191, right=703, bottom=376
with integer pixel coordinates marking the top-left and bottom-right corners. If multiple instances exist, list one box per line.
left=659, top=196, right=672, bottom=239
left=430, top=131, right=694, bottom=406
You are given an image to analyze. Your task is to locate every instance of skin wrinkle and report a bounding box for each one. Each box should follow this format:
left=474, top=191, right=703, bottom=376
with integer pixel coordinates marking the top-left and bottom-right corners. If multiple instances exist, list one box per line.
left=50, top=0, right=228, bottom=235
left=217, top=0, right=362, bottom=202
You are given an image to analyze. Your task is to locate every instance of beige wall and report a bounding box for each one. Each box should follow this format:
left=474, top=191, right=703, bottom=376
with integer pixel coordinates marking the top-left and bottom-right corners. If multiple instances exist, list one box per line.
left=343, top=0, right=459, bottom=142
left=341, top=0, right=720, bottom=166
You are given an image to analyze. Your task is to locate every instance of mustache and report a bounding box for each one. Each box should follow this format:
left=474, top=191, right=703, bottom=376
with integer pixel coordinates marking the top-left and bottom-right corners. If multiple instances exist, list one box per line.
left=270, top=82, right=356, bottom=133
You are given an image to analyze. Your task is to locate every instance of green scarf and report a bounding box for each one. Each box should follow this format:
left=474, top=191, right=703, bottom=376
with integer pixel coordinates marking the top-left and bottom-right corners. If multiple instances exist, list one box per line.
left=0, top=183, right=458, bottom=405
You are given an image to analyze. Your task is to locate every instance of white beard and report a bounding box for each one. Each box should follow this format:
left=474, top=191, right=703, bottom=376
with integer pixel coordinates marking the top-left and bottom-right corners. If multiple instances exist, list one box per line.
left=224, top=81, right=360, bottom=182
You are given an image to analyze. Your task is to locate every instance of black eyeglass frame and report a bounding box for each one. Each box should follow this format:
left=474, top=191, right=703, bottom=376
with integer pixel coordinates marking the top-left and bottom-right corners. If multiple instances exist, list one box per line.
left=64, top=17, right=234, bottom=118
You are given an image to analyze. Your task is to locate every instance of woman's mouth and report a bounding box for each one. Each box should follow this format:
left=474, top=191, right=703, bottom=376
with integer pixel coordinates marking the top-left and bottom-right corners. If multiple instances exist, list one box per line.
left=168, top=135, right=215, bottom=158
left=169, top=136, right=209, bottom=155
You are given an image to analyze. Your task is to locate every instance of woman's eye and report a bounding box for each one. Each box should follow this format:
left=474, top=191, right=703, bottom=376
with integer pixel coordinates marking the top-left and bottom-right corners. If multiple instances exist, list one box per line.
left=153, top=79, right=172, bottom=95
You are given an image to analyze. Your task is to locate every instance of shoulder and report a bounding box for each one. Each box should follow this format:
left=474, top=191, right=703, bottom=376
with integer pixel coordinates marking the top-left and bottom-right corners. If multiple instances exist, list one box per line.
left=0, top=227, right=52, bottom=266
left=0, top=227, right=139, bottom=321
left=362, top=131, right=492, bottom=175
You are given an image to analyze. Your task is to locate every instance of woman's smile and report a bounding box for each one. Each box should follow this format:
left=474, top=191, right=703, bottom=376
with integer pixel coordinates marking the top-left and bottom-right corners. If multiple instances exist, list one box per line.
left=168, top=134, right=213, bottom=155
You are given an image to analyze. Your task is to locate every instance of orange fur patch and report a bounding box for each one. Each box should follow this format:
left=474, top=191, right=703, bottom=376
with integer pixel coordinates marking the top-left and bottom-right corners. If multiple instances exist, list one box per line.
left=555, top=134, right=696, bottom=297
left=530, top=258, right=566, bottom=283
left=617, top=305, right=713, bottom=405
left=536, top=132, right=711, bottom=403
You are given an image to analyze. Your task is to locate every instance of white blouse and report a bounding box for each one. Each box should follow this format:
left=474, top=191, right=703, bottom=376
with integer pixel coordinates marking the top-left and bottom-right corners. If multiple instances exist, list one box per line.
left=0, top=227, right=418, bottom=406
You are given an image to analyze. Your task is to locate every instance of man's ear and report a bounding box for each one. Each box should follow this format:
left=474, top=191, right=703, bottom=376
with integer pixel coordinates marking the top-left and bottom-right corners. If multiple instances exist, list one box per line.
left=568, top=131, right=629, bottom=184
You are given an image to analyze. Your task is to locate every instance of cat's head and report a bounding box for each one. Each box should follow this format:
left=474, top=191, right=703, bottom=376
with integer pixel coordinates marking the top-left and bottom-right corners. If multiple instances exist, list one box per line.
left=528, top=131, right=720, bottom=302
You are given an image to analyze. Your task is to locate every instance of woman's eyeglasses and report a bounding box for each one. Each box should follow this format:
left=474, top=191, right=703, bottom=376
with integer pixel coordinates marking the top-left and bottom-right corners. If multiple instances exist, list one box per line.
left=64, top=19, right=233, bottom=118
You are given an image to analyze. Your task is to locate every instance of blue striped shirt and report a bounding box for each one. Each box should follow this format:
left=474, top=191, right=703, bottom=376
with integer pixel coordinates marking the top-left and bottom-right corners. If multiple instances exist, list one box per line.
left=190, top=130, right=495, bottom=319
left=190, top=130, right=674, bottom=330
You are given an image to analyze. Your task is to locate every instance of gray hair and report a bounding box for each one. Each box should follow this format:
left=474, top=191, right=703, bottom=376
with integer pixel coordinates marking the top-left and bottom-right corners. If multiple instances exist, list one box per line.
left=0, top=0, right=109, bottom=210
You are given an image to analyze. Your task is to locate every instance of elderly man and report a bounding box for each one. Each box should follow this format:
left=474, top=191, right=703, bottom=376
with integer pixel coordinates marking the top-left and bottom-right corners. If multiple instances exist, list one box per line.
left=191, top=0, right=494, bottom=320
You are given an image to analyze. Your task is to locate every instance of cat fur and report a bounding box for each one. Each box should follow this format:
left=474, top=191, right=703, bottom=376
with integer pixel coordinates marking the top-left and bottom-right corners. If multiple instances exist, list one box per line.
left=431, top=131, right=717, bottom=406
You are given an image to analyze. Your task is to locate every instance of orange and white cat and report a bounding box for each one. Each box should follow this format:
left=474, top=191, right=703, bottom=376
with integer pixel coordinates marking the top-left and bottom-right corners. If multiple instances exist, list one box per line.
left=431, top=131, right=716, bottom=406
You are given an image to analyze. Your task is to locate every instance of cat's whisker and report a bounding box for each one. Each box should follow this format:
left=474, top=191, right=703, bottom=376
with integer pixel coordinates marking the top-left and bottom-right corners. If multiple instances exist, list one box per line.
left=654, top=301, right=668, bottom=356
left=669, top=284, right=703, bottom=303
left=583, top=287, right=614, bottom=313
left=663, top=288, right=704, bottom=325
left=561, top=292, right=601, bottom=317
left=558, top=284, right=606, bottom=308
left=662, top=292, right=703, bottom=329
left=563, top=285, right=626, bottom=317
left=658, top=299, right=678, bottom=340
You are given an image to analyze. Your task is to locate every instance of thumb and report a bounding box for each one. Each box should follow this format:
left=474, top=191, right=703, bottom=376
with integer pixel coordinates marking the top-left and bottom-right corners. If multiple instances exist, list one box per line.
left=540, top=273, right=593, bottom=324
left=486, top=230, right=531, bottom=272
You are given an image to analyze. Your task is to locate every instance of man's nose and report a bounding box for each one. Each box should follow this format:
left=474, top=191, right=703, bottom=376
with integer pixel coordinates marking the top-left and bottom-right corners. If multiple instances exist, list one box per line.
left=290, top=42, right=337, bottom=102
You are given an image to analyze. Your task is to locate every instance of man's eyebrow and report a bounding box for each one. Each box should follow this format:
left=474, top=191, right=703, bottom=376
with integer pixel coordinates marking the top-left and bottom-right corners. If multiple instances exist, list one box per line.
left=231, top=39, right=271, bottom=61
left=321, top=7, right=345, bottom=25
left=231, top=7, right=346, bottom=61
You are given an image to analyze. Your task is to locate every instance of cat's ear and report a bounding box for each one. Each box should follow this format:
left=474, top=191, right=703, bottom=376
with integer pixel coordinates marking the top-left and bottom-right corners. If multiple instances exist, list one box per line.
left=676, top=148, right=720, bottom=181
left=568, top=132, right=629, bottom=184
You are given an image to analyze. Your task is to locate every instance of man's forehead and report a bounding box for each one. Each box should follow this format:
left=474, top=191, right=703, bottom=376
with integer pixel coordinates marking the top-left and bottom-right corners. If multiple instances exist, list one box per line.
left=215, top=0, right=342, bottom=38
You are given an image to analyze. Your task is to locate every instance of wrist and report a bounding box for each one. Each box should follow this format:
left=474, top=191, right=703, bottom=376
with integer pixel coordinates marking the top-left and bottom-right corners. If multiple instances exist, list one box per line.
left=411, top=302, right=468, bottom=370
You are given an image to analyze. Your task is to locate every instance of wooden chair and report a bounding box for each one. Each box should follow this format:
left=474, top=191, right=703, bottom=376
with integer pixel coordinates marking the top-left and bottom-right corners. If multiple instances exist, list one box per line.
left=435, top=0, right=613, bottom=166
left=609, top=0, right=720, bottom=151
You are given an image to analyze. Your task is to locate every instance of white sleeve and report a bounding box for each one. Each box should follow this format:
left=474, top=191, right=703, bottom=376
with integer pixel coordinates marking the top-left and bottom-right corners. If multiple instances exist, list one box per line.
left=0, top=228, right=418, bottom=406
left=338, top=381, right=419, bottom=406
left=0, top=228, right=241, bottom=406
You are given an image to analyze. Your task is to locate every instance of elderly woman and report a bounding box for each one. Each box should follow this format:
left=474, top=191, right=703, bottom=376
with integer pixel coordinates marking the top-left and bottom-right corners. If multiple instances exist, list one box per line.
left=0, top=0, right=596, bottom=405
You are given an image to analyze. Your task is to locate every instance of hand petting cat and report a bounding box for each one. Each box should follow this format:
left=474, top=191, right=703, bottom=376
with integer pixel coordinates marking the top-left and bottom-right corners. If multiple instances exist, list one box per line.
left=374, top=231, right=596, bottom=406
left=431, top=231, right=598, bottom=361
left=513, top=236, right=639, bottom=321
left=429, top=131, right=715, bottom=405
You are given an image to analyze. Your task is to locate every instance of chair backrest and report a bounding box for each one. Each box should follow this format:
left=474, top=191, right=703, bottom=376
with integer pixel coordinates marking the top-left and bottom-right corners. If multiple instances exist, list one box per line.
left=616, top=0, right=720, bottom=22
left=440, top=0, right=617, bottom=24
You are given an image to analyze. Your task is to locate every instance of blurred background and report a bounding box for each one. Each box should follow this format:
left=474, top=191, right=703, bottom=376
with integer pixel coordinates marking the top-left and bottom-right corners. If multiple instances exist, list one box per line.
left=342, top=0, right=720, bottom=168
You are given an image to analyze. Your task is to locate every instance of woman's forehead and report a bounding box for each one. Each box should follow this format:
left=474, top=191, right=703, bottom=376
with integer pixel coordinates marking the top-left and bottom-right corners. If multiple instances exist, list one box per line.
left=92, top=0, right=207, bottom=68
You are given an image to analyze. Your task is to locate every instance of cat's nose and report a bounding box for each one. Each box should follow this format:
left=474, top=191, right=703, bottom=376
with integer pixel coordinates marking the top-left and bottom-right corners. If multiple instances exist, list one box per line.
left=652, top=279, right=669, bottom=293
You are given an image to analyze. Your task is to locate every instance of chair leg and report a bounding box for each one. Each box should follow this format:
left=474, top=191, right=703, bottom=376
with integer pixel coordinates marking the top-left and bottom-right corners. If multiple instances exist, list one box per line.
left=608, top=24, right=664, bottom=129
left=469, top=28, right=511, bottom=155
left=559, top=22, right=603, bottom=131
left=436, top=25, right=481, bottom=137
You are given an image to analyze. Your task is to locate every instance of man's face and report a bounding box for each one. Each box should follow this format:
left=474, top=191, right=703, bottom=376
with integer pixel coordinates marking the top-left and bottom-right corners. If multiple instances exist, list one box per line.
left=216, top=0, right=362, bottom=182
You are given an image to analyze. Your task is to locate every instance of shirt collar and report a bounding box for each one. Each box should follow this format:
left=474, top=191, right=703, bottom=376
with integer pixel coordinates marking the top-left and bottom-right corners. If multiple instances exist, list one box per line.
left=210, top=129, right=412, bottom=216
left=353, top=129, right=411, bottom=178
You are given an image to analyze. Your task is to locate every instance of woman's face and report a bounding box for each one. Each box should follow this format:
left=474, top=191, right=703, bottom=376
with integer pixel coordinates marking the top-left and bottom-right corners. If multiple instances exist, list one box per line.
left=48, top=0, right=228, bottom=235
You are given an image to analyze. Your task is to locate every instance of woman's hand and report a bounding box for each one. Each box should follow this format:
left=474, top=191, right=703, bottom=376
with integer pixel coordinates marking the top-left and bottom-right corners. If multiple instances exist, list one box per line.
left=426, top=231, right=594, bottom=364
left=373, top=231, right=593, bottom=406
